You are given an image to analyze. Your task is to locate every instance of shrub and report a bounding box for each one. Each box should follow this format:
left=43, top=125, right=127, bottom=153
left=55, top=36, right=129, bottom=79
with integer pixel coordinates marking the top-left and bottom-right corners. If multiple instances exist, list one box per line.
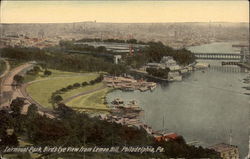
left=44, top=70, right=52, bottom=76
left=82, top=82, right=88, bottom=86
left=52, top=95, right=63, bottom=104
left=73, top=83, right=81, bottom=88
left=60, top=88, right=67, bottom=92
left=67, top=85, right=73, bottom=90
left=89, top=80, right=95, bottom=85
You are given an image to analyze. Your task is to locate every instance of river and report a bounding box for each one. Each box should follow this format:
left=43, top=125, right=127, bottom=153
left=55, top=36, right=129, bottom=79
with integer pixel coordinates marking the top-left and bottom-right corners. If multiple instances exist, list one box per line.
left=106, top=42, right=249, bottom=158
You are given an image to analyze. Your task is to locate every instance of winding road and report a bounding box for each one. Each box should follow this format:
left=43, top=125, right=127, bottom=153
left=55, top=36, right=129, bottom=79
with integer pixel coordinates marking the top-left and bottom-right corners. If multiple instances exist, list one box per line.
left=0, top=61, right=55, bottom=118
left=62, top=84, right=107, bottom=103
left=0, top=62, right=33, bottom=107
left=1, top=61, right=107, bottom=118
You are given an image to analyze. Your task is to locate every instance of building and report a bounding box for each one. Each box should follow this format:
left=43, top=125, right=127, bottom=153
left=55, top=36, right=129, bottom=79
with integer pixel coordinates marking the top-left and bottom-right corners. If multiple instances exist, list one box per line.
left=240, top=47, right=248, bottom=63
left=209, top=143, right=240, bottom=159
left=113, top=55, right=122, bottom=64
left=168, top=71, right=182, bottom=81
left=244, top=47, right=250, bottom=64
left=161, top=56, right=181, bottom=71
left=145, top=56, right=182, bottom=81
left=146, top=63, right=165, bottom=69
left=160, top=56, right=179, bottom=69
left=154, top=133, right=180, bottom=142
left=146, top=56, right=181, bottom=71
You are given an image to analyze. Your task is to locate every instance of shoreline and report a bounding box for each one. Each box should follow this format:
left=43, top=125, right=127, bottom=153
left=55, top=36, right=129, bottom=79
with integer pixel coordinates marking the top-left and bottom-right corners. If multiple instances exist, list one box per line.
left=105, top=62, right=249, bottom=155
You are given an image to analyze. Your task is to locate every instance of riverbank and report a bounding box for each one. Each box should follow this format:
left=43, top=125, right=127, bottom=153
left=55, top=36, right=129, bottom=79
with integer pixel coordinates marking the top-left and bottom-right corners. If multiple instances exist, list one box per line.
left=107, top=41, right=249, bottom=156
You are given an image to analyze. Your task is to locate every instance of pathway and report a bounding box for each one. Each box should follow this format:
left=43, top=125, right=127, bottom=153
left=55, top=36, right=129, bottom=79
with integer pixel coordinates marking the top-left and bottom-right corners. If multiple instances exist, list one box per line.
left=0, top=59, right=10, bottom=79
left=62, top=84, right=107, bottom=104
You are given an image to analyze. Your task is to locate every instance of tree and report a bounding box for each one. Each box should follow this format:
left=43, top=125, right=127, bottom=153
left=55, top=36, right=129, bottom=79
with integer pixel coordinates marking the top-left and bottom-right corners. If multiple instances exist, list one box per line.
left=0, top=110, right=15, bottom=149
left=73, top=83, right=81, bottom=88
left=10, top=97, right=25, bottom=116
left=56, top=103, right=74, bottom=118
left=13, top=75, right=24, bottom=85
left=44, top=70, right=52, bottom=76
left=0, top=132, right=19, bottom=147
left=67, top=85, right=73, bottom=90
left=27, top=104, right=38, bottom=119
left=82, top=81, right=88, bottom=86
left=146, top=67, right=170, bottom=79
left=59, top=40, right=74, bottom=48
left=89, top=80, right=95, bottom=85
left=60, top=88, right=68, bottom=92
left=27, top=115, right=70, bottom=145
left=52, top=95, right=63, bottom=104
left=33, top=66, right=41, bottom=73
left=26, top=104, right=38, bottom=140
left=96, top=46, right=107, bottom=52
left=94, top=74, right=104, bottom=83
left=127, top=39, right=137, bottom=44
left=39, top=63, right=47, bottom=69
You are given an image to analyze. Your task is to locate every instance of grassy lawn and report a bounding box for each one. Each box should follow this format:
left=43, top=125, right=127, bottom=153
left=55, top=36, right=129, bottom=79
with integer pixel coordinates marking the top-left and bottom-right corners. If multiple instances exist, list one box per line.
left=24, top=68, right=88, bottom=83
left=61, top=82, right=104, bottom=100
left=26, top=73, right=99, bottom=108
left=66, top=87, right=111, bottom=111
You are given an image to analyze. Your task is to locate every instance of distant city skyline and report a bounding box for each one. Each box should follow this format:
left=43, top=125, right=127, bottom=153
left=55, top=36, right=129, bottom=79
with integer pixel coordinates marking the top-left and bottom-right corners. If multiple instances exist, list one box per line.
left=1, top=1, right=249, bottom=23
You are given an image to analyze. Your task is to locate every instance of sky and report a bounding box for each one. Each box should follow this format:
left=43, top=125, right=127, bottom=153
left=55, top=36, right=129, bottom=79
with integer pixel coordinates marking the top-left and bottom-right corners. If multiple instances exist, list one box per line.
left=0, top=1, right=249, bottom=23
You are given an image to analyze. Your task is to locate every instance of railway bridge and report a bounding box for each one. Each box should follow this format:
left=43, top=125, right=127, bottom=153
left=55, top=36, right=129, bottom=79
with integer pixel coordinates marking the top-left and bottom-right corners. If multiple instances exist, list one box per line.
left=194, top=52, right=246, bottom=61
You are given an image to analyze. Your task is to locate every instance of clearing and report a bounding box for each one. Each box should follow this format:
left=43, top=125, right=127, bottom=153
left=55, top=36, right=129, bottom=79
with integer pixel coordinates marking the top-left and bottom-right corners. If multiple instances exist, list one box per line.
left=26, top=71, right=99, bottom=108
left=66, top=87, right=112, bottom=112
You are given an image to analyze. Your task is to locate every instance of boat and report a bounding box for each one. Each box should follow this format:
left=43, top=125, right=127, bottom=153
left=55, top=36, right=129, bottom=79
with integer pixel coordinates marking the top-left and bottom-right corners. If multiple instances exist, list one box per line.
left=126, top=100, right=142, bottom=111
left=111, top=98, right=124, bottom=106
left=139, top=86, right=148, bottom=92
left=180, top=68, right=188, bottom=74
left=128, top=100, right=137, bottom=105
left=150, top=83, right=157, bottom=91
left=116, top=100, right=143, bottom=112
left=168, top=71, right=182, bottom=81
left=122, top=86, right=135, bottom=91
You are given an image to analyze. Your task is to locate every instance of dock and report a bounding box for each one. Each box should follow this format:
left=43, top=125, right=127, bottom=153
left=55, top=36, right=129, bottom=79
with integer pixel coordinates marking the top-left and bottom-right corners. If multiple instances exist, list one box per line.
left=104, top=75, right=157, bottom=91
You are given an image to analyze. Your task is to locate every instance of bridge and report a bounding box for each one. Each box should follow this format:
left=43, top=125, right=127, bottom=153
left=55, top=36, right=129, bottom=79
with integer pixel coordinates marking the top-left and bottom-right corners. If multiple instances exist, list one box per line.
left=194, top=53, right=242, bottom=61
